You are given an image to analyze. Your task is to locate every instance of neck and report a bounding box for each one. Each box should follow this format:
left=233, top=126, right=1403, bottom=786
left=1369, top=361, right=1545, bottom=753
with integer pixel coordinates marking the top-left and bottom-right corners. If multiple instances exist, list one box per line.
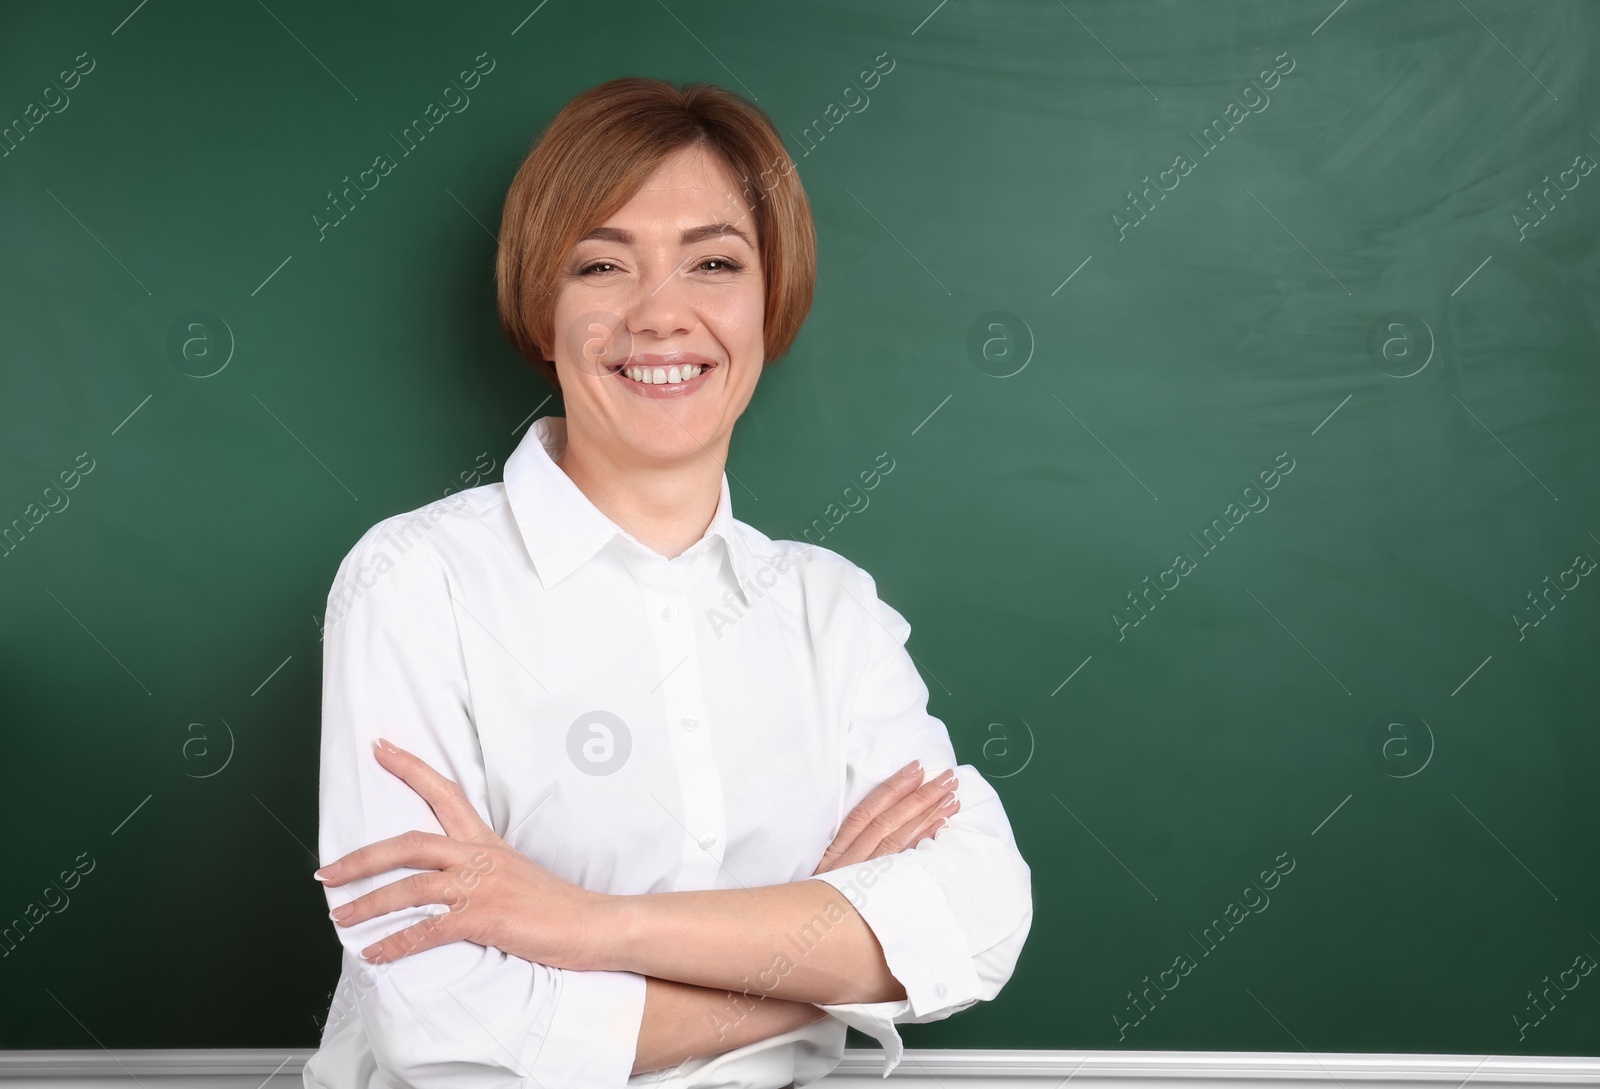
left=554, top=416, right=727, bottom=560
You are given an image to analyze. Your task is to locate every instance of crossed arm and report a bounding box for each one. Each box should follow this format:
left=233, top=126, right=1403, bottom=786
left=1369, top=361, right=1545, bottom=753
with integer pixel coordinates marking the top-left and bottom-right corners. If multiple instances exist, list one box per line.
left=315, top=739, right=963, bottom=1075
left=628, top=903, right=861, bottom=1074
left=637, top=977, right=827, bottom=1076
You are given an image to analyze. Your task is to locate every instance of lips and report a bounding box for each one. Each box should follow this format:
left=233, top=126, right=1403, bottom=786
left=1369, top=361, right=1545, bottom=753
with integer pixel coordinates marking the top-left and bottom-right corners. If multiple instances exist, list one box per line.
left=609, top=353, right=718, bottom=374
left=609, top=351, right=719, bottom=399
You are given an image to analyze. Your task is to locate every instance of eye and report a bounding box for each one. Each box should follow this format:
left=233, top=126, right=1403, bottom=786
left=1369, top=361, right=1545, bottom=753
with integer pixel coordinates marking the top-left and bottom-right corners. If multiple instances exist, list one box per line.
left=574, top=256, right=746, bottom=277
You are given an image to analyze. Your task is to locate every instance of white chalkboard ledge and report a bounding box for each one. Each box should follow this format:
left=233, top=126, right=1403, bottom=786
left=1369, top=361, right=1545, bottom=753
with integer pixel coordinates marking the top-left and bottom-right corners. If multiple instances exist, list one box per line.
left=0, top=1049, right=1596, bottom=1088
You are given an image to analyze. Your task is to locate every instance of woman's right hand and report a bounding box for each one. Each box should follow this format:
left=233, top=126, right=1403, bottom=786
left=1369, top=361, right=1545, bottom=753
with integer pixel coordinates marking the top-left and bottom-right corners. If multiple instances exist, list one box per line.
left=812, top=762, right=959, bottom=875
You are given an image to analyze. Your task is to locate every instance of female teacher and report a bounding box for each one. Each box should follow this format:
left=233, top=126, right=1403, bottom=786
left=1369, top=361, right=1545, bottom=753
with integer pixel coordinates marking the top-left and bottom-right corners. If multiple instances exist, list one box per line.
left=302, top=77, right=1032, bottom=1089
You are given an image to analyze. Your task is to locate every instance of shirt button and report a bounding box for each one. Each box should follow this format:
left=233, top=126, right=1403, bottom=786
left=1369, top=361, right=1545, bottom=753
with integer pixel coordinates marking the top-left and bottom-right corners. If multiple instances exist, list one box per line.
left=935, top=982, right=947, bottom=999
left=662, top=605, right=679, bottom=621
left=697, top=833, right=718, bottom=850
left=680, top=717, right=699, bottom=731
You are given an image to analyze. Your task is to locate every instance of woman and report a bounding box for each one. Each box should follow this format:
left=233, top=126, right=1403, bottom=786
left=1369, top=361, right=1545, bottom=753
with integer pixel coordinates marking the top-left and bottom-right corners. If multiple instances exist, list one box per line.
left=303, top=77, right=1032, bottom=1089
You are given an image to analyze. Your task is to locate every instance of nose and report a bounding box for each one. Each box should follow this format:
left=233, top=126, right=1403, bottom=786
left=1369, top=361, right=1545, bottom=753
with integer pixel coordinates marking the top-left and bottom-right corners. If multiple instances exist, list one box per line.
left=624, top=255, right=697, bottom=343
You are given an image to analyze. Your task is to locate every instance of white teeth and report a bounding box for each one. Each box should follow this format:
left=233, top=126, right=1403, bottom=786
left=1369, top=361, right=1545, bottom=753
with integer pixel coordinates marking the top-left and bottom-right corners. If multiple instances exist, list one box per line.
left=621, top=363, right=703, bottom=385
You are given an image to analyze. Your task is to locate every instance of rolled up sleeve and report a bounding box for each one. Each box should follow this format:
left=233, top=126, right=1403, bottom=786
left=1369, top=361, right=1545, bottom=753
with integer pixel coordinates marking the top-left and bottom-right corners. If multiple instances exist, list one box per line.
left=808, top=569, right=1034, bottom=1075
left=309, top=515, right=647, bottom=1089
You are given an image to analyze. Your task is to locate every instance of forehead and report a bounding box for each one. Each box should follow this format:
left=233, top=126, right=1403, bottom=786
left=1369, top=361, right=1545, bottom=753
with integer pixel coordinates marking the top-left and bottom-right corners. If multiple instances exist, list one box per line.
left=610, top=145, right=753, bottom=226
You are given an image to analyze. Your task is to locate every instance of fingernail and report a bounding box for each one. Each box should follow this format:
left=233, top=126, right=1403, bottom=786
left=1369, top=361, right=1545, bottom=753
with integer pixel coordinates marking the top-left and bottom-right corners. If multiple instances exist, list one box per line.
left=376, top=737, right=400, bottom=754
left=330, top=904, right=354, bottom=922
left=901, top=760, right=922, bottom=777
left=314, top=864, right=338, bottom=883
left=940, top=794, right=959, bottom=810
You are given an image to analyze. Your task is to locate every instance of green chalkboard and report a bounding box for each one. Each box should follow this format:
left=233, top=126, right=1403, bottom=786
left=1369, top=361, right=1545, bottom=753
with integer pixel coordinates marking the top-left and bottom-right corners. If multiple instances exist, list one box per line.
left=2, top=0, right=1597, bottom=1059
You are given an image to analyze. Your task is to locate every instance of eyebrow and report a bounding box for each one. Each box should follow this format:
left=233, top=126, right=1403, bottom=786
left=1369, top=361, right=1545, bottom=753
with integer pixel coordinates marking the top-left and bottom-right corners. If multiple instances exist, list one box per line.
left=576, top=222, right=756, bottom=250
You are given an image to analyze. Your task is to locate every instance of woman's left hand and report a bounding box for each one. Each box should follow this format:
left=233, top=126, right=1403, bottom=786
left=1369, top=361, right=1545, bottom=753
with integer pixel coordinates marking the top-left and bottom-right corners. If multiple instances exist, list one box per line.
left=314, top=737, right=611, bottom=968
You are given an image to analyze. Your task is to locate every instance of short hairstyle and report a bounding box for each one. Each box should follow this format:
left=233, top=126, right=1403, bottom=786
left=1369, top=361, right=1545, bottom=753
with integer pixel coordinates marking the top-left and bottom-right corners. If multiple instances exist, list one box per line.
left=495, top=77, right=816, bottom=393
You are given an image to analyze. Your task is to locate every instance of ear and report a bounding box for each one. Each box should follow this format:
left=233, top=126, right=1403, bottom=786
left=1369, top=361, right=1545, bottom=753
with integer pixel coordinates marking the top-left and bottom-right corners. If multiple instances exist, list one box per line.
left=525, top=324, right=550, bottom=362
left=538, top=351, right=562, bottom=394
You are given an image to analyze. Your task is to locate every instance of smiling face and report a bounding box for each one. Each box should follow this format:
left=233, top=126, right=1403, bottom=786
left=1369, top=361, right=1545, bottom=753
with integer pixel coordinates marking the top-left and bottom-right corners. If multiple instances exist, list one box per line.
left=548, top=143, right=766, bottom=468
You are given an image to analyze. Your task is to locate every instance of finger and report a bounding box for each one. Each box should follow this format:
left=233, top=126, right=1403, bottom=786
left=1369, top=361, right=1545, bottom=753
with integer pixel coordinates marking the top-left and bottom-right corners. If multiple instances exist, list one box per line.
left=822, top=783, right=952, bottom=872
left=814, top=778, right=933, bottom=874
left=372, top=738, right=494, bottom=840
left=331, top=871, right=466, bottom=929
left=359, top=907, right=461, bottom=964
left=863, top=768, right=955, bottom=844
left=317, top=828, right=460, bottom=887
left=812, top=777, right=947, bottom=869
left=882, top=795, right=960, bottom=855
left=843, top=771, right=958, bottom=867
left=821, top=761, right=924, bottom=863
left=890, top=813, right=948, bottom=856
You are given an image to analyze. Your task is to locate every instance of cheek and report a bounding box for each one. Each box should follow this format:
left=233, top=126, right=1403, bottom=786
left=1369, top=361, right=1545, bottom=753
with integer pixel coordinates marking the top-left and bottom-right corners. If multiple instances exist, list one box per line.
left=707, top=301, right=766, bottom=405
left=555, top=295, right=634, bottom=370
left=702, top=289, right=766, bottom=354
left=546, top=293, right=580, bottom=360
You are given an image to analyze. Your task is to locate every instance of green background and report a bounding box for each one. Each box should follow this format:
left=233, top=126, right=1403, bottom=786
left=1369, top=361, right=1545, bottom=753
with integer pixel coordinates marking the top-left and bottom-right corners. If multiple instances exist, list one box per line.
left=2, top=0, right=1597, bottom=1057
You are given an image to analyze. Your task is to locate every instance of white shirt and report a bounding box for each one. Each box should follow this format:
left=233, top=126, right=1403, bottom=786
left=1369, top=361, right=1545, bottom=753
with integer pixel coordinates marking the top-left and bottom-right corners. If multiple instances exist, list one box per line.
left=303, top=415, right=1033, bottom=1089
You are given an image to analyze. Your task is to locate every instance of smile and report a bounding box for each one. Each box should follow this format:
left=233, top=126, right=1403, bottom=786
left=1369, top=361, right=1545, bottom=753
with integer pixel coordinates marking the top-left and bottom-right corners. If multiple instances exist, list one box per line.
left=609, top=355, right=718, bottom=399
left=620, top=362, right=704, bottom=384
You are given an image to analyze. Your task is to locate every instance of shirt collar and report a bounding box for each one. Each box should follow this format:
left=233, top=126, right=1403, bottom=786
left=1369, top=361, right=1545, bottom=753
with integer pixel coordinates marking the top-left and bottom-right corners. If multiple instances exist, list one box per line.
left=503, top=415, right=758, bottom=606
